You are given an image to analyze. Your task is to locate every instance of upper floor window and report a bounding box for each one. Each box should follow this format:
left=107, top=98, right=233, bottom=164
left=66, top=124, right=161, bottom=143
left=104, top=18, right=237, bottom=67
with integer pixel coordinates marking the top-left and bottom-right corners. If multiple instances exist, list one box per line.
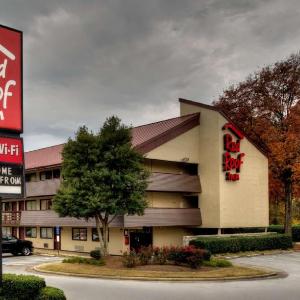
left=26, top=200, right=37, bottom=211
left=40, top=170, right=52, bottom=181
left=53, top=169, right=61, bottom=179
left=39, top=169, right=61, bottom=181
left=40, top=199, right=52, bottom=210
left=25, top=173, right=37, bottom=182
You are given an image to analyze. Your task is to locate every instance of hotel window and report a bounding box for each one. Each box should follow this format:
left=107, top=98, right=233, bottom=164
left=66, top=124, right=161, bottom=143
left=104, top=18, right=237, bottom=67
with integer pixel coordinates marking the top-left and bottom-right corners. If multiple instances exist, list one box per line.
left=25, top=173, right=37, bottom=182
left=25, top=227, right=37, bottom=238
left=53, top=169, right=61, bottom=179
left=92, top=228, right=109, bottom=242
left=72, top=228, right=87, bottom=241
left=2, top=227, right=12, bottom=237
left=26, top=200, right=37, bottom=211
left=40, top=227, right=53, bottom=239
left=40, top=170, right=52, bottom=181
left=40, top=199, right=52, bottom=210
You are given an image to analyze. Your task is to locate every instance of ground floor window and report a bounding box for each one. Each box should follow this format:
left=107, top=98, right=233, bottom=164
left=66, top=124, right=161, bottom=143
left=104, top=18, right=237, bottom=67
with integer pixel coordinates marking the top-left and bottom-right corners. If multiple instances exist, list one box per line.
left=72, top=228, right=87, bottom=241
left=2, top=227, right=12, bottom=236
left=40, top=227, right=53, bottom=239
left=92, top=228, right=109, bottom=242
left=25, top=227, right=37, bottom=238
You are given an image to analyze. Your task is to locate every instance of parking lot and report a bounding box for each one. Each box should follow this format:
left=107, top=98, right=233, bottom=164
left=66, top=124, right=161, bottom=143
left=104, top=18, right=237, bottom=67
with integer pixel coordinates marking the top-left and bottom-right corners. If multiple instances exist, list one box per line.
left=3, top=252, right=300, bottom=300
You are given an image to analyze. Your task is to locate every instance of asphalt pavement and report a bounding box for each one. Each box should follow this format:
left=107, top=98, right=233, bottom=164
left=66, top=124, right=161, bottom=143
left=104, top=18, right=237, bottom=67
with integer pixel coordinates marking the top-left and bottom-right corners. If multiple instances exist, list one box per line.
left=3, top=252, right=300, bottom=300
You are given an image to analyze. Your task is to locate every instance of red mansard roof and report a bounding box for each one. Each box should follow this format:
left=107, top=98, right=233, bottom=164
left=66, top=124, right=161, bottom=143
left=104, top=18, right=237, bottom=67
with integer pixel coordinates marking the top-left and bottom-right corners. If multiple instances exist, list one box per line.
left=25, top=113, right=200, bottom=170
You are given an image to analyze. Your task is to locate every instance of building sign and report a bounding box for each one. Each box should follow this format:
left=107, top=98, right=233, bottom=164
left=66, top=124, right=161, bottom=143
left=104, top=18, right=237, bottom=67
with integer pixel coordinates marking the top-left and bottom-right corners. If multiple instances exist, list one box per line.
left=222, top=123, right=245, bottom=181
left=0, top=136, right=23, bottom=164
left=0, top=25, right=23, bottom=133
left=0, top=163, right=23, bottom=196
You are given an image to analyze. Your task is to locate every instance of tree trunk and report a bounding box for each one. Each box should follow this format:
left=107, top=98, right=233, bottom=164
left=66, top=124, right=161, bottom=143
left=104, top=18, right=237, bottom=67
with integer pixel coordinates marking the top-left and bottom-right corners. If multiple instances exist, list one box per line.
left=103, top=222, right=109, bottom=256
left=284, top=180, right=293, bottom=235
left=95, top=215, right=106, bottom=257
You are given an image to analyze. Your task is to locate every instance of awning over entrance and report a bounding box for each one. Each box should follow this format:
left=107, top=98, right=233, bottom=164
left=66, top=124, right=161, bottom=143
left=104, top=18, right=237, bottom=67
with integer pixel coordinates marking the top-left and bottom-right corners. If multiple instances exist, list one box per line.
left=19, top=208, right=202, bottom=228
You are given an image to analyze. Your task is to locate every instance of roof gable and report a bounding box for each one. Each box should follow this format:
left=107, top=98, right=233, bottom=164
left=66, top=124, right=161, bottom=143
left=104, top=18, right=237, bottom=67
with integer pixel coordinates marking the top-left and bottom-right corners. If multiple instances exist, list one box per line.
left=25, top=113, right=200, bottom=170
left=179, top=98, right=268, bottom=157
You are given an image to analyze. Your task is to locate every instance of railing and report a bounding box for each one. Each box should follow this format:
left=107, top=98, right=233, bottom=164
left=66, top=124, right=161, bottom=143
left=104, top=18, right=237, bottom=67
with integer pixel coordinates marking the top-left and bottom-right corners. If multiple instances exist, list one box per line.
left=2, top=211, right=21, bottom=225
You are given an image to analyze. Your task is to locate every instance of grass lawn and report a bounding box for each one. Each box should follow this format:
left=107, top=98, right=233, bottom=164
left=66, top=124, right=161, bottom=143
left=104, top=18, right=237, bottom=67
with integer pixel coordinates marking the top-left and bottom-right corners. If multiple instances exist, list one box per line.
left=37, top=256, right=276, bottom=280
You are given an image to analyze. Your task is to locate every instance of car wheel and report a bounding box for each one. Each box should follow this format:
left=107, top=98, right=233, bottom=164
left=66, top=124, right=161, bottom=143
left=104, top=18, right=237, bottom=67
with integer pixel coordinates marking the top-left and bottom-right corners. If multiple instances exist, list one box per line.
left=21, top=247, right=31, bottom=256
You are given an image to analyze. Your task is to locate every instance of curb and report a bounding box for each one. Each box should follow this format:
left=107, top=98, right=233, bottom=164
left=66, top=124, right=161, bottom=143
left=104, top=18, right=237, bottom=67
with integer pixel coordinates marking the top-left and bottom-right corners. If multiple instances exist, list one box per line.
left=33, top=263, right=281, bottom=282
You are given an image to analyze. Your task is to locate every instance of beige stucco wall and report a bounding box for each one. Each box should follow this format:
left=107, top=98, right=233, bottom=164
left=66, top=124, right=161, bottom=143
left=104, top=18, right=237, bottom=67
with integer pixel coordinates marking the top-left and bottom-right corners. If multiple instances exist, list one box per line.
left=181, top=102, right=221, bottom=228
left=146, top=126, right=200, bottom=164
left=60, top=227, right=125, bottom=255
left=147, top=192, right=193, bottom=208
left=153, top=227, right=189, bottom=247
left=218, top=115, right=269, bottom=227
left=180, top=101, right=269, bottom=228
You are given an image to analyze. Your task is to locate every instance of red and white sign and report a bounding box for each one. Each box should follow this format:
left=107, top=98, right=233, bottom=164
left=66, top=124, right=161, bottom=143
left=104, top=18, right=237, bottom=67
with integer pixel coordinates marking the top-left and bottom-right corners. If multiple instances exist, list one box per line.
left=0, top=136, right=23, bottom=165
left=222, top=123, right=245, bottom=181
left=0, top=25, right=22, bottom=132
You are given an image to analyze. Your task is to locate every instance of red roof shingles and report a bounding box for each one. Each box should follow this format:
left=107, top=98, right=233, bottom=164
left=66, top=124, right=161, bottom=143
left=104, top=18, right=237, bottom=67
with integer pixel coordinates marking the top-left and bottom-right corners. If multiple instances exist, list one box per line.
left=25, top=144, right=64, bottom=170
left=131, top=113, right=199, bottom=147
left=24, top=113, right=200, bottom=170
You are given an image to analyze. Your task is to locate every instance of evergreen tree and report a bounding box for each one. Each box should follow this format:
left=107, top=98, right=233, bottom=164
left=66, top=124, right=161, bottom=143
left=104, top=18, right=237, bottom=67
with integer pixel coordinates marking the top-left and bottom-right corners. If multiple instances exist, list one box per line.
left=53, top=116, right=149, bottom=256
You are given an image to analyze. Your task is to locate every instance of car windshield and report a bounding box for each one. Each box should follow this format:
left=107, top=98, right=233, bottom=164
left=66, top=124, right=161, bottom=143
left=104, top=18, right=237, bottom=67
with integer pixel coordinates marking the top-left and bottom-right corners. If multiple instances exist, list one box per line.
left=2, top=235, right=17, bottom=241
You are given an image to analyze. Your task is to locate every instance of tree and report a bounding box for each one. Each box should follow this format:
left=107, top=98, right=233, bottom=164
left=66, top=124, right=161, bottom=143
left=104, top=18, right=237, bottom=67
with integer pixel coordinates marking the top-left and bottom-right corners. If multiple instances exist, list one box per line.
left=214, top=52, right=300, bottom=235
left=53, top=116, right=149, bottom=256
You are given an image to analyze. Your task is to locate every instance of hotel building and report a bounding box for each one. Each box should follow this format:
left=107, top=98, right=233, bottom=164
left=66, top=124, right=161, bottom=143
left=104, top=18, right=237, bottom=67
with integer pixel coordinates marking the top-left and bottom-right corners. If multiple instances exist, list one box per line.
left=2, top=99, right=269, bottom=255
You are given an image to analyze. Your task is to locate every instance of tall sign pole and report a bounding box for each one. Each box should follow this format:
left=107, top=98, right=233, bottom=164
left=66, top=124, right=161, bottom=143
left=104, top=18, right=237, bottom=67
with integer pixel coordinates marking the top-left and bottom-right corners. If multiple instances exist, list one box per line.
left=0, top=24, right=24, bottom=289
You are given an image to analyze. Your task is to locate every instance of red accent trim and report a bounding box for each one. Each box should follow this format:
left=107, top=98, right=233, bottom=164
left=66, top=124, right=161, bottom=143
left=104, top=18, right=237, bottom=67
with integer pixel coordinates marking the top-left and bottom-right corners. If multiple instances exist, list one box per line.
left=222, top=123, right=244, bottom=139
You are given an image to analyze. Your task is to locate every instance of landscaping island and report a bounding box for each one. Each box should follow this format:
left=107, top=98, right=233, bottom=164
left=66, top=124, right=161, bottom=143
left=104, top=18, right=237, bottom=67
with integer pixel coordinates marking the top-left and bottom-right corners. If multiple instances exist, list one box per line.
left=35, top=254, right=278, bottom=281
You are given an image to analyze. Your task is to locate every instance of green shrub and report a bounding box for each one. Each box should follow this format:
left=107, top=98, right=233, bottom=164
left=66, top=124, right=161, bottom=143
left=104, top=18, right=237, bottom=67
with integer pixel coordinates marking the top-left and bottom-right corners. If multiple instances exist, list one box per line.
left=37, top=287, right=66, bottom=300
left=167, top=246, right=210, bottom=269
left=90, top=250, right=102, bottom=260
left=63, top=256, right=105, bottom=266
left=122, top=251, right=138, bottom=268
left=203, top=258, right=232, bottom=268
left=138, top=246, right=152, bottom=265
left=268, top=225, right=300, bottom=242
left=2, top=274, right=46, bottom=300
left=190, top=234, right=292, bottom=254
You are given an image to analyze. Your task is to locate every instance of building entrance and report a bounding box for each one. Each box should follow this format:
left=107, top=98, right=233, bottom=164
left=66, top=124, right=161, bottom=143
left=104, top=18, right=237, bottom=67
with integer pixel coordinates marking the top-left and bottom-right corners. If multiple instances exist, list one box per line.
left=130, top=227, right=153, bottom=252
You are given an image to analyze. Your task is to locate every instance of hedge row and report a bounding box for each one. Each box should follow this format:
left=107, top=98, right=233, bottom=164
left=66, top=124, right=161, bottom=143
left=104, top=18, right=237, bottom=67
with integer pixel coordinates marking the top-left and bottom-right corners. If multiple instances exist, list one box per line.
left=189, top=234, right=293, bottom=254
left=1, top=274, right=66, bottom=300
left=268, top=225, right=300, bottom=242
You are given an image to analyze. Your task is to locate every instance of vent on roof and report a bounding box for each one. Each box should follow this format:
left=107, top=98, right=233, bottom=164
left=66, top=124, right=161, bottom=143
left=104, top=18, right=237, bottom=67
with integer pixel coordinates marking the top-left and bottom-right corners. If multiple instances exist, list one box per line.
left=74, top=245, right=84, bottom=252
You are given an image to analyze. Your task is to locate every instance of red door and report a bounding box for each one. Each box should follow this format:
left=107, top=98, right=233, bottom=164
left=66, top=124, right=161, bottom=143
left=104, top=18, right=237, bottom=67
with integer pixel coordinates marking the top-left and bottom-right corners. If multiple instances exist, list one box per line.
left=19, top=201, right=25, bottom=211
left=12, top=202, right=17, bottom=211
left=12, top=227, right=18, bottom=237
left=19, top=227, right=25, bottom=240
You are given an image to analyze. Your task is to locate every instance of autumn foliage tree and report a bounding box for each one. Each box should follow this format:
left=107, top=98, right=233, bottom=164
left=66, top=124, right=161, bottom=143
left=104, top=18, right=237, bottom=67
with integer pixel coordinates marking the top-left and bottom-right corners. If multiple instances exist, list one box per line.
left=214, top=53, right=300, bottom=234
